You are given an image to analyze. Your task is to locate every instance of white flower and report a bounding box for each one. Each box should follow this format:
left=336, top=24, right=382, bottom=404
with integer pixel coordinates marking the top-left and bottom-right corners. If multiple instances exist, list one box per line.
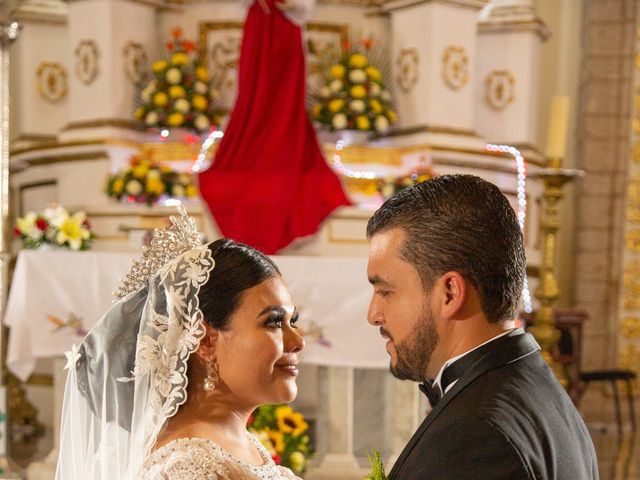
left=370, top=83, right=382, bottom=97
left=166, top=68, right=182, bottom=85
left=381, top=90, right=392, bottom=102
left=174, top=98, right=191, bottom=114
left=145, top=111, right=159, bottom=126
left=375, top=115, right=390, bottom=133
left=209, top=88, right=221, bottom=100
left=43, top=205, right=67, bottom=228
left=349, top=69, right=367, bottom=83
left=332, top=113, right=347, bottom=130
left=350, top=100, right=366, bottom=113
left=141, top=81, right=156, bottom=102
left=194, top=114, right=210, bottom=132
left=64, top=344, right=81, bottom=370
left=381, top=183, right=395, bottom=198
left=329, top=79, right=343, bottom=93
left=194, top=81, right=208, bottom=94
left=126, top=179, right=143, bottom=195
left=16, top=213, right=40, bottom=239
left=147, top=169, right=161, bottom=180
left=55, top=211, right=90, bottom=250
left=172, top=184, right=185, bottom=197
left=319, top=86, right=331, bottom=98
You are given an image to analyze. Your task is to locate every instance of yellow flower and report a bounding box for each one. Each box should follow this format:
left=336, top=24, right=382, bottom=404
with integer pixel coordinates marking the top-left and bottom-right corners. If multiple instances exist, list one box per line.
left=192, top=95, right=208, bottom=111
left=186, top=184, right=198, bottom=197
left=152, top=60, right=168, bottom=73
left=369, top=98, right=382, bottom=114
left=350, top=85, right=366, bottom=98
left=56, top=212, right=90, bottom=251
left=311, top=103, right=322, bottom=118
left=330, top=64, right=346, bottom=79
left=328, top=99, right=345, bottom=113
left=112, top=177, right=125, bottom=194
left=153, top=92, right=169, bottom=107
left=134, top=107, right=145, bottom=119
left=169, top=85, right=186, bottom=99
left=366, top=66, right=381, bottom=82
left=275, top=406, right=309, bottom=436
left=349, top=53, right=368, bottom=68
left=132, top=164, right=149, bottom=179
left=388, top=110, right=398, bottom=124
left=146, top=176, right=165, bottom=195
left=171, top=52, right=189, bottom=66
left=356, top=115, right=371, bottom=130
left=266, top=429, right=285, bottom=453
left=289, top=451, right=305, bottom=473
left=196, top=66, right=209, bottom=82
left=168, top=112, right=185, bottom=127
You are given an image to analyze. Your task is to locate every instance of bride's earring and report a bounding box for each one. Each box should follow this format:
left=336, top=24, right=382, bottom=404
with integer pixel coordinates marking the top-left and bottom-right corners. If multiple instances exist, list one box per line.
left=203, top=360, right=219, bottom=391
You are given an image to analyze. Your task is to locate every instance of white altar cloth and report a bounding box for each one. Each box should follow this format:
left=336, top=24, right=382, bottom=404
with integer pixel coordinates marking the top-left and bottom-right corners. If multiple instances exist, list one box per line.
left=3, top=250, right=387, bottom=381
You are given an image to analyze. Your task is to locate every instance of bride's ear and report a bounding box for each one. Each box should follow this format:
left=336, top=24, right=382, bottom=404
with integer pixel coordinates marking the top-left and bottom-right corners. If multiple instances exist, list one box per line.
left=196, top=323, right=219, bottom=360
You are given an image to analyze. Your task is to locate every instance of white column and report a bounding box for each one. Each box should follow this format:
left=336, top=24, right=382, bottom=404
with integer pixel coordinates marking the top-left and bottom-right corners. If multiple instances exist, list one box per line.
left=305, top=366, right=365, bottom=480
left=26, top=357, right=66, bottom=480
left=383, top=375, right=422, bottom=468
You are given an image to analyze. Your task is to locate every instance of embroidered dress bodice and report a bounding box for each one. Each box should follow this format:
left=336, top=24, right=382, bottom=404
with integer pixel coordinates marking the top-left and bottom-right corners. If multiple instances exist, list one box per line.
left=139, top=434, right=301, bottom=479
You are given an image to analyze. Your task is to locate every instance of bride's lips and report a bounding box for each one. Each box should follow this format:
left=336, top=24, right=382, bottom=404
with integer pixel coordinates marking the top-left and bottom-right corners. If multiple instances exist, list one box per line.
left=275, top=362, right=299, bottom=376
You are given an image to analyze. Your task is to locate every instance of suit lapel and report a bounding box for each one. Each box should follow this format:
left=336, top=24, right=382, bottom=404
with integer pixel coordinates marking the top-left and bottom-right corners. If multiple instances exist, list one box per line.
left=388, top=330, right=540, bottom=479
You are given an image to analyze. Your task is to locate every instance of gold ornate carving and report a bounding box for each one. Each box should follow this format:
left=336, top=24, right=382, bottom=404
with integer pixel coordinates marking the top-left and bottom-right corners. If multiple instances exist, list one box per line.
left=442, top=45, right=468, bottom=90
left=627, top=173, right=640, bottom=223
left=395, top=48, right=419, bottom=94
left=621, top=316, right=640, bottom=339
left=620, top=344, right=640, bottom=375
left=75, top=39, right=99, bottom=85
left=623, top=260, right=640, bottom=309
left=485, top=70, right=515, bottom=110
left=122, top=41, right=149, bottom=86
left=625, top=229, right=640, bottom=251
left=36, top=62, right=67, bottom=102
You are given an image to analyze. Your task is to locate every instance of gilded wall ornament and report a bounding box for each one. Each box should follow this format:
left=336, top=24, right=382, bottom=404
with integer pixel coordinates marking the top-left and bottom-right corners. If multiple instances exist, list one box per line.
left=36, top=62, right=68, bottom=103
left=620, top=344, right=640, bottom=378
left=442, top=45, right=468, bottom=90
left=485, top=70, right=515, bottom=110
left=621, top=316, right=640, bottom=339
left=625, top=229, right=640, bottom=251
left=123, top=41, right=149, bottom=86
left=395, top=48, right=419, bottom=94
left=623, top=260, right=640, bottom=309
left=628, top=173, right=640, bottom=223
left=75, top=40, right=99, bottom=85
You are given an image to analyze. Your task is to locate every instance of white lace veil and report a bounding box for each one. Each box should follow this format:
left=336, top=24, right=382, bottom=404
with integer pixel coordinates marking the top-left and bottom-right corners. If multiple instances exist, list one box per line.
left=55, top=207, right=215, bottom=480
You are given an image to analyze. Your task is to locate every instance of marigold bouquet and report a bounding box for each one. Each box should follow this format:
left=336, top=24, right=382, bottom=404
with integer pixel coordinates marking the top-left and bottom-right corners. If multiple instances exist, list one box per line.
left=15, top=205, right=94, bottom=251
left=248, top=405, right=311, bottom=475
left=134, top=27, right=226, bottom=133
left=311, top=39, right=397, bottom=134
left=105, top=154, right=199, bottom=206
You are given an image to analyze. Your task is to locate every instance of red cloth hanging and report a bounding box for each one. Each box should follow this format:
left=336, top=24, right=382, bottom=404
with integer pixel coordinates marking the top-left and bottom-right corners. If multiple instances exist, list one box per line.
left=198, top=0, right=350, bottom=254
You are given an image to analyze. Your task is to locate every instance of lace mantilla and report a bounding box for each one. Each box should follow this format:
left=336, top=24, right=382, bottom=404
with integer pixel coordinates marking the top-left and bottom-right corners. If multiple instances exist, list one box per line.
left=115, top=205, right=202, bottom=300
left=135, top=245, right=215, bottom=451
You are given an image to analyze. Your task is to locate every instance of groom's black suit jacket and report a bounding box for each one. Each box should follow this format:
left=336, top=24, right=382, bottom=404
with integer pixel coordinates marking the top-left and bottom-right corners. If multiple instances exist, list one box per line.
left=388, top=330, right=599, bottom=480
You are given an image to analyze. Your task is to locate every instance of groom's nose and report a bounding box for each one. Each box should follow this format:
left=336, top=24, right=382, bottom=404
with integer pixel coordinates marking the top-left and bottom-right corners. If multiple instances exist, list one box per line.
left=367, top=297, right=383, bottom=326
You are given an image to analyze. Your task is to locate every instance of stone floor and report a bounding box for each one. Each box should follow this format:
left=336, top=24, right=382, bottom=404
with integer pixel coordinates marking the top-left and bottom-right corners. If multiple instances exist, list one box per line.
left=590, top=425, right=638, bottom=480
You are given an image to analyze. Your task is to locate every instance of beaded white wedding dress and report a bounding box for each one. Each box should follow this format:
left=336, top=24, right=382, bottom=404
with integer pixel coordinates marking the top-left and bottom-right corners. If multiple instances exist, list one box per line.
left=139, top=435, right=301, bottom=479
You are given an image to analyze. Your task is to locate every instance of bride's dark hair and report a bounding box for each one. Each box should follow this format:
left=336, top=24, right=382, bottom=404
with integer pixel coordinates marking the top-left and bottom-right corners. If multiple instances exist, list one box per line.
left=198, top=239, right=281, bottom=330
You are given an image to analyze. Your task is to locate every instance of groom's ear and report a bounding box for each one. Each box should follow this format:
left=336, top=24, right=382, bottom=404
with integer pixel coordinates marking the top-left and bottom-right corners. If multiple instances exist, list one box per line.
left=435, top=271, right=467, bottom=320
left=196, top=323, right=219, bottom=361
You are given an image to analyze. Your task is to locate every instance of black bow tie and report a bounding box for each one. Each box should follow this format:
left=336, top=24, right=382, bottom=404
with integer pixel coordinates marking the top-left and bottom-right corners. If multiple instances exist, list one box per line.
left=419, top=333, right=507, bottom=407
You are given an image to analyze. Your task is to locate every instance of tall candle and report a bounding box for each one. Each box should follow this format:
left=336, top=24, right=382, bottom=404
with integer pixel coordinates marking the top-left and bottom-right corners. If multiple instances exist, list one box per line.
left=545, top=95, right=570, bottom=161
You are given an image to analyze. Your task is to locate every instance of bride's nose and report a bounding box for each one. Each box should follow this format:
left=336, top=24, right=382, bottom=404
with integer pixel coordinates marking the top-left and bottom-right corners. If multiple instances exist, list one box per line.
left=284, top=324, right=305, bottom=353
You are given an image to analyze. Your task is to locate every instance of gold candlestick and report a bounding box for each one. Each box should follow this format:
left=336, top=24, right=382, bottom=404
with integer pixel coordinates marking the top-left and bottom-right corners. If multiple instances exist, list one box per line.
left=528, top=162, right=584, bottom=388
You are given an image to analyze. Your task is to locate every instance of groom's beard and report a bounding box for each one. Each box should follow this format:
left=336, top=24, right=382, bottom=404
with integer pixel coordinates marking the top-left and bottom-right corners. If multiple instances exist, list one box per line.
left=390, top=305, right=439, bottom=382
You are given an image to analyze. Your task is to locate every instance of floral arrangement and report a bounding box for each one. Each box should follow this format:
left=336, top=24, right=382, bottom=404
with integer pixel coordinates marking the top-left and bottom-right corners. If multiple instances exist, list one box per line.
left=311, top=38, right=397, bottom=134
left=105, top=154, right=198, bottom=206
left=15, top=205, right=94, bottom=251
left=248, top=404, right=310, bottom=475
left=134, top=27, right=226, bottom=133
left=379, top=165, right=437, bottom=199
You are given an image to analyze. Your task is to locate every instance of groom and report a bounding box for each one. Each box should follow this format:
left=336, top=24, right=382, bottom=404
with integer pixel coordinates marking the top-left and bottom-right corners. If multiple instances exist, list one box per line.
left=366, top=175, right=599, bottom=479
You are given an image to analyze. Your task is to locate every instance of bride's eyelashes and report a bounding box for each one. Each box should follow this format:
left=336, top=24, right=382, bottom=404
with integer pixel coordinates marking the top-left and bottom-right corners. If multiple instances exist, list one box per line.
left=265, top=311, right=299, bottom=329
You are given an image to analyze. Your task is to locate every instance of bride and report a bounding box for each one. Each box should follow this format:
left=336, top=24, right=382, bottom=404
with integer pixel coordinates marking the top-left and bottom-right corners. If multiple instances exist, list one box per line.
left=56, top=208, right=304, bottom=479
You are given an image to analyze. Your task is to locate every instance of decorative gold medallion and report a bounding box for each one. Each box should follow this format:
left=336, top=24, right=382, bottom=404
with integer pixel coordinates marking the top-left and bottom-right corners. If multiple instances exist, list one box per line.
left=442, top=45, right=468, bottom=90
left=123, top=41, right=148, bottom=86
left=626, top=229, right=640, bottom=252
left=485, top=70, right=515, bottom=110
left=36, top=62, right=68, bottom=103
left=621, top=316, right=640, bottom=339
left=75, top=39, right=99, bottom=85
left=395, top=48, right=419, bottom=94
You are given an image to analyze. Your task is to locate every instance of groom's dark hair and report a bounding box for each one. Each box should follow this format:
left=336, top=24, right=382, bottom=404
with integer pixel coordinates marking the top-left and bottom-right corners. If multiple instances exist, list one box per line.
left=367, top=174, right=526, bottom=324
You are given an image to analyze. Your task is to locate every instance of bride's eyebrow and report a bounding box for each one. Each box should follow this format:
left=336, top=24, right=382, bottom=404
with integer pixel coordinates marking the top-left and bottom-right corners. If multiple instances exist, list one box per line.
left=256, top=305, right=297, bottom=319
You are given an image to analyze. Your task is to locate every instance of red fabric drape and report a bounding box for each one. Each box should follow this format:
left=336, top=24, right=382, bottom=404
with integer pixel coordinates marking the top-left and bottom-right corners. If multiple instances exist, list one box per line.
left=198, top=0, right=350, bottom=254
